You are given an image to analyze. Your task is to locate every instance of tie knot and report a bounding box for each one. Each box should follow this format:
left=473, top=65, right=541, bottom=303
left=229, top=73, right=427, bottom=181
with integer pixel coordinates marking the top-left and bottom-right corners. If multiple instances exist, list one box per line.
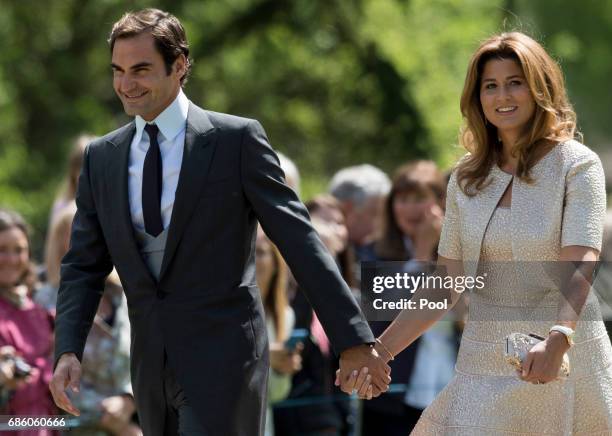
left=144, top=123, right=159, bottom=141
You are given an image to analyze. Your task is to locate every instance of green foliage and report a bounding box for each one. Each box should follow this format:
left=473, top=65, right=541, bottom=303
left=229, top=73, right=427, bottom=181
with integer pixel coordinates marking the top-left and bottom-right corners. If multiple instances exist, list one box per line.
left=0, top=0, right=609, bottom=253
left=510, top=0, right=612, bottom=147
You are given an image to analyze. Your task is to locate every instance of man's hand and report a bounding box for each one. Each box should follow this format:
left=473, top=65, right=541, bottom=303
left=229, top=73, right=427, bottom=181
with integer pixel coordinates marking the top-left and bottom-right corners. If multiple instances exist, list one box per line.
left=49, top=353, right=82, bottom=416
left=337, top=344, right=391, bottom=398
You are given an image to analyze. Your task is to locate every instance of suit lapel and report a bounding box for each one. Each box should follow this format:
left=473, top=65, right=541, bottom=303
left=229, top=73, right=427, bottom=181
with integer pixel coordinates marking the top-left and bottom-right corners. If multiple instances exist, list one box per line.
left=159, top=103, right=218, bottom=281
left=105, top=122, right=157, bottom=287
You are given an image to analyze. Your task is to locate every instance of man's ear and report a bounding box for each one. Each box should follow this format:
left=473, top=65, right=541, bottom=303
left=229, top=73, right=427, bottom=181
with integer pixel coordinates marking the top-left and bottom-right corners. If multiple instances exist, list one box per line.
left=173, top=54, right=187, bottom=78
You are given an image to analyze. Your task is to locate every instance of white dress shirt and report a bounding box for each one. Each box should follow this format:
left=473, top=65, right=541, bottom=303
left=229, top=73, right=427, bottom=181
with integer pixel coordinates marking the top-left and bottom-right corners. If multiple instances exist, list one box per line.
left=128, top=90, right=189, bottom=231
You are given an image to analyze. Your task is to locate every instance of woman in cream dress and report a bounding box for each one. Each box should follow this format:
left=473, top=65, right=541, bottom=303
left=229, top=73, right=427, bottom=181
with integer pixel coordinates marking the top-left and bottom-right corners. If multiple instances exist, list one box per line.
left=341, top=32, right=612, bottom=435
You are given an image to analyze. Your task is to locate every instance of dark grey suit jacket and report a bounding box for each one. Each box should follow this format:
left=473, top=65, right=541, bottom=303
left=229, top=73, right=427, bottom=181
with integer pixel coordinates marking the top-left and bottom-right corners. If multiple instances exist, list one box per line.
left=54, top=102, right=374, bottom=436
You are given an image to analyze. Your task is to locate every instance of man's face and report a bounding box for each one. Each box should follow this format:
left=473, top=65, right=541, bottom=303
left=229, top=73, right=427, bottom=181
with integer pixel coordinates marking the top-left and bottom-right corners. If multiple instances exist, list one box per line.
left=111, top=32, right=185, bottom=121
left=344, top=196, right=384, bottom=246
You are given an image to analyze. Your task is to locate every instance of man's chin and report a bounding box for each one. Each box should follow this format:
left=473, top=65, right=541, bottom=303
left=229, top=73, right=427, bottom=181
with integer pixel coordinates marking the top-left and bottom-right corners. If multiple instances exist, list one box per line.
left=122, top=103, right=146, bottom=118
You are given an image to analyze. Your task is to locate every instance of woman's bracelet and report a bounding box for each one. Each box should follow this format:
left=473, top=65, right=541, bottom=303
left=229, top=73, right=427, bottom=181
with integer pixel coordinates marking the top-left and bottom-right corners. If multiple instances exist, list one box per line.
left=375, top=338, right=394, bottom=361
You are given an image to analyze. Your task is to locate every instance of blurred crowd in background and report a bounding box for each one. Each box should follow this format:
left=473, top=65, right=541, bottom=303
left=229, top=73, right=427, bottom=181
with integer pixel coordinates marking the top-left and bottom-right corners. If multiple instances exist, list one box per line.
left=1, top=133, right=612, bottom=436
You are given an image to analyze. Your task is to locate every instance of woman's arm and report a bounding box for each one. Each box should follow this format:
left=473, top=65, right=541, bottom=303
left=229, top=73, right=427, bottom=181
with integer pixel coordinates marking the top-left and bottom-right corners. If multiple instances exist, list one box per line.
left=556, top=245, right=599, bottom=330
left=341, top=255, right=467, bottom=398
left=520, top=245, right=599, bottom=384
left=376, top=255, right=465, bottom=359
left=521, top=150, right=605, bottom=384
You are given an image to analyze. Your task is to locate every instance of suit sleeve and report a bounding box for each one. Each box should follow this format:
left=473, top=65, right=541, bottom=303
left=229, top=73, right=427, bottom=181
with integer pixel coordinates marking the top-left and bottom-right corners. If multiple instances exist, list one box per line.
left=240, top=120, right=374, bottom=354
left=54, top=144, right=113, bottom=366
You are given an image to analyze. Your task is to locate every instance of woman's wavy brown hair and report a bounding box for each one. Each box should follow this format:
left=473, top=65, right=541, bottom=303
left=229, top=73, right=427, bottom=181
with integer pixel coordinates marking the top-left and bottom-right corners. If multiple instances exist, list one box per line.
left=258, top=234, right=290, bottom=343
left=457, top=32, right=578, bottom=195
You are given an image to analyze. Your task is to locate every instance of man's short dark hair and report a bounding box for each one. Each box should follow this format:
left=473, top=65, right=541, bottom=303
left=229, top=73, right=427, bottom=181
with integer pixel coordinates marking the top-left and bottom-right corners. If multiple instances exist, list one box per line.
left=109, top=8, right=192, bottom=85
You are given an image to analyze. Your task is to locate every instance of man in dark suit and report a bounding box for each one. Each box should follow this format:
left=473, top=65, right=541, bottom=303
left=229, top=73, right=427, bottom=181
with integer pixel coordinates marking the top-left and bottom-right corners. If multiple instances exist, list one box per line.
left=49, top=8, right=390, bottom=436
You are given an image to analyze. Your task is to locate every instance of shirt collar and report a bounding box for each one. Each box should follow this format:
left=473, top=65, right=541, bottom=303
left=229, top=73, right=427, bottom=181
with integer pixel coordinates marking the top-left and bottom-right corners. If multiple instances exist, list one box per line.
left=134, top=89, right=189, bottom=144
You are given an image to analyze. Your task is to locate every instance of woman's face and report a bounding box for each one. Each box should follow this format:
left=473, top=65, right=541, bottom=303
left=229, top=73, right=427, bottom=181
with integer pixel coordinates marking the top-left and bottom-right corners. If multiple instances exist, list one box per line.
left=479, top=58, right=536, bottom=142
left=311, top=205, right=349, bottom=252
left=392, top=190, right=437, bottom=238
left=0, top=227, right=30, bottom=288
left=255, top=229, right=275, bottom=300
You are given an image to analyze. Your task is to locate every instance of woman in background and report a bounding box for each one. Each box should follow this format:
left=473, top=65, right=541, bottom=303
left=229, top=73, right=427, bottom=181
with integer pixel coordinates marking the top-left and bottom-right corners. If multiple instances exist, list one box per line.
left=0, top=209, right=57, bottom=436
left=307, top=195, right=355, bottom=291
left=374, top=161, right=445, bottom=263
left=36, top=203, right=77, bottom=312
left=47, top=134, right=94, bottom=226
left=256, top=227, right=301, bottom=436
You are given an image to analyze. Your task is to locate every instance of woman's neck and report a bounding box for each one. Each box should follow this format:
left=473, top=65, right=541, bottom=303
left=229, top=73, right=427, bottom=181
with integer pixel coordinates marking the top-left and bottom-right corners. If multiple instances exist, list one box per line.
left=499, top=137, right=518, bottom=174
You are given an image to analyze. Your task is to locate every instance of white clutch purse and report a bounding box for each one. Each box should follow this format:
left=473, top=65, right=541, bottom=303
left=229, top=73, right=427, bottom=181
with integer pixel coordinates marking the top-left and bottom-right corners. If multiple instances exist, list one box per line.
left=504, top=332, right=570, bottom=378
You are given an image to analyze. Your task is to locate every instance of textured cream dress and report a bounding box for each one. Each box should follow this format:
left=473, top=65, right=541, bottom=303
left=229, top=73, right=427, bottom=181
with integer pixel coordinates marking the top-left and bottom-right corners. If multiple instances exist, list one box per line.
left=411, top=141, right=612, bottom=435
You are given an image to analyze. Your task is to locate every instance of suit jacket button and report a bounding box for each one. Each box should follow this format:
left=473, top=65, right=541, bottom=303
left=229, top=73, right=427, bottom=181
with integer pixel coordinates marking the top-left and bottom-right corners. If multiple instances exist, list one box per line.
left=156, top=290, right=166, bottom=299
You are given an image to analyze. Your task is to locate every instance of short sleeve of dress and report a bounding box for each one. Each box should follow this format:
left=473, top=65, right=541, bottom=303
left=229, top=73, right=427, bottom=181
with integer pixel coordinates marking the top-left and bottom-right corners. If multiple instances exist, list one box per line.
left=438, top=170, right=462, bottom=260
left=561, top=152, right=606, bottom=251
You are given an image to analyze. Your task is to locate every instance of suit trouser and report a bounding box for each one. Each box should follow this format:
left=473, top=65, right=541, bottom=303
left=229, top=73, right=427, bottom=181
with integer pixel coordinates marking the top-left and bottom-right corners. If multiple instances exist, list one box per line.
left=162, top=353, right=208, bottom=436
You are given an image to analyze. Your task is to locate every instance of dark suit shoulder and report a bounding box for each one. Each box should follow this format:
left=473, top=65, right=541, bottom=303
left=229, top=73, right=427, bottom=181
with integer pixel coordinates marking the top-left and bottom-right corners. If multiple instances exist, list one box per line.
left=201, top=108, right=256, bottom=131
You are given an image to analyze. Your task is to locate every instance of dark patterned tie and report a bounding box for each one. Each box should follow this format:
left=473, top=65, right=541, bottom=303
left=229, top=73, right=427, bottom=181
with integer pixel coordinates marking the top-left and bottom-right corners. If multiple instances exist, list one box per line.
left=142, top=123, right=164, bottom=236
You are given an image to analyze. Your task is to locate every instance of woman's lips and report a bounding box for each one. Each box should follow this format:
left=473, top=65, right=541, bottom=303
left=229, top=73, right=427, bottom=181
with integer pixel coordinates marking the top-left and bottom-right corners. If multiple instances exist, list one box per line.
left=496, top=106, right=518, bottom=115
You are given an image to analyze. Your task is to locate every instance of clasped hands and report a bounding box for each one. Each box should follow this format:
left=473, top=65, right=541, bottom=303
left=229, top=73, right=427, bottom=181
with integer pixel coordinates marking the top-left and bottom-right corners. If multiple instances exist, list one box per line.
left=335, top=343, right=392, bottom=400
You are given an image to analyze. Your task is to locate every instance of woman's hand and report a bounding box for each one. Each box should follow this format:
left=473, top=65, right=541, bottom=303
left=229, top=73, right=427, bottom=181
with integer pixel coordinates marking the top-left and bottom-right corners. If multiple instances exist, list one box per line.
left=518, top=332, right=570, bottom=384
left=413, top=202, right=444, bottom=260
left=270, top=342, right=303, bottom=375
left=0, top=346, right=29, bottom=390
left=0, top=352, right=17, bottom=388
